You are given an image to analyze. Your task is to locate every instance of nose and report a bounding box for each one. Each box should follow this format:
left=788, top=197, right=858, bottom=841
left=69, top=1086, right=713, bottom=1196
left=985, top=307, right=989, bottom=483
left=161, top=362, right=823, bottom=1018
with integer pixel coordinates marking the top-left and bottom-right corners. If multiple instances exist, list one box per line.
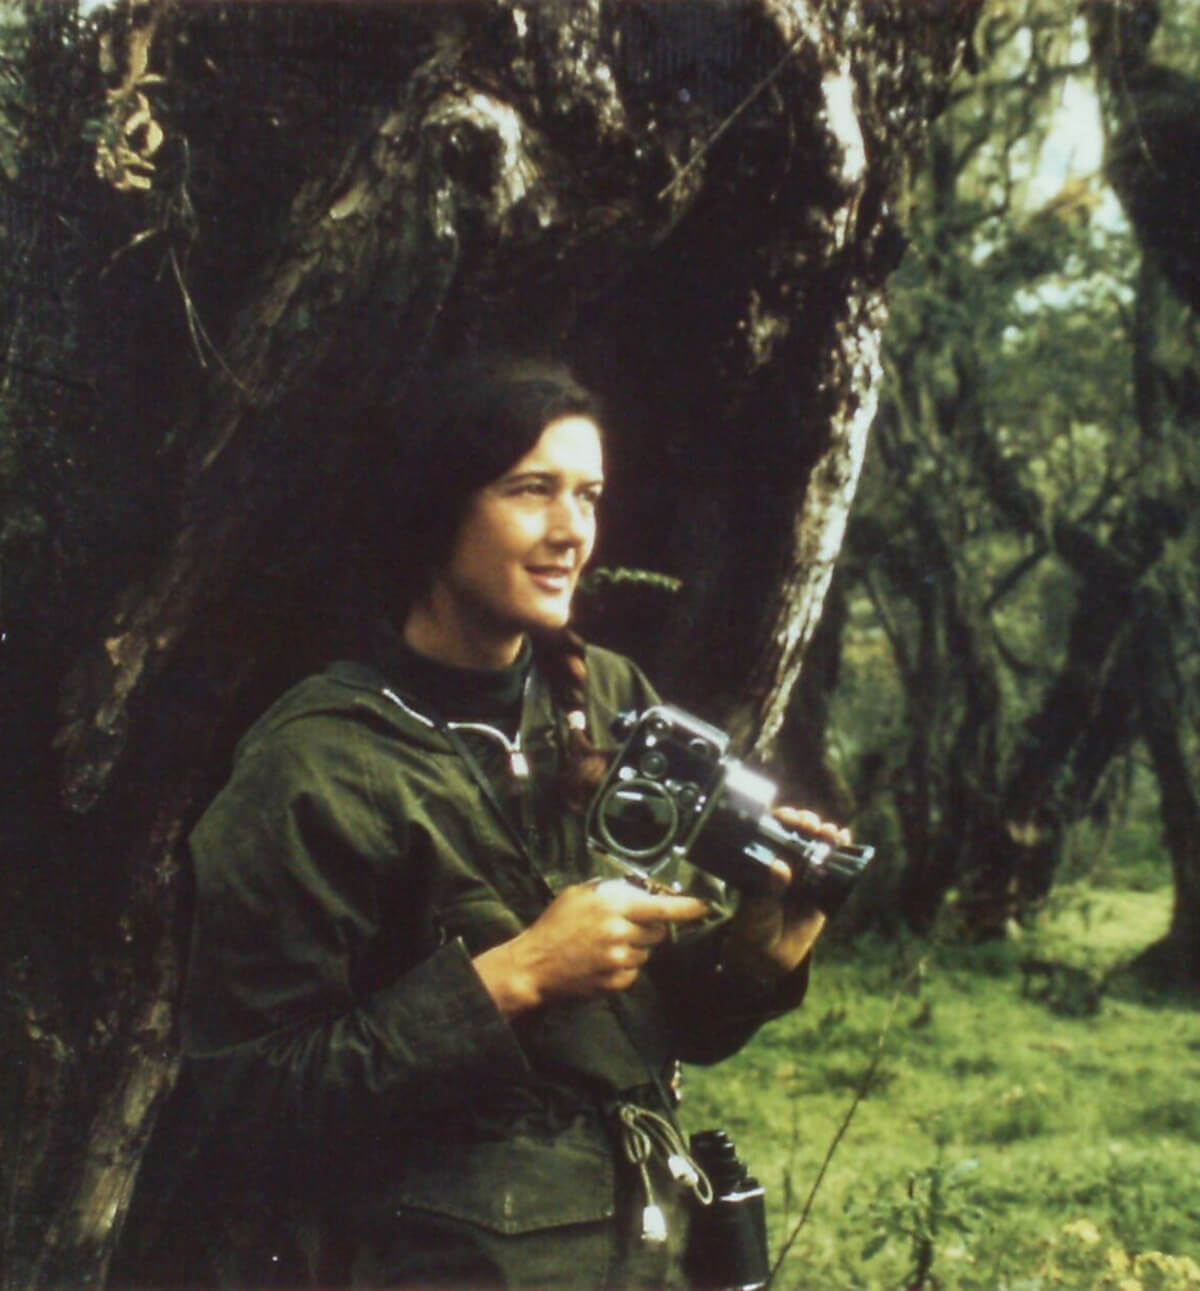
left=548, top=492, right=593, bottom=548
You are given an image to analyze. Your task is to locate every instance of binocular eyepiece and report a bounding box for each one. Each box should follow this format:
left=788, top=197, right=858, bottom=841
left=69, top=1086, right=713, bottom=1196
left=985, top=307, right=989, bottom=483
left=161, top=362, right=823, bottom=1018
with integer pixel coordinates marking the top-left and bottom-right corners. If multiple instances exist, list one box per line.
left=684, top=1130, right=769, bottom=1291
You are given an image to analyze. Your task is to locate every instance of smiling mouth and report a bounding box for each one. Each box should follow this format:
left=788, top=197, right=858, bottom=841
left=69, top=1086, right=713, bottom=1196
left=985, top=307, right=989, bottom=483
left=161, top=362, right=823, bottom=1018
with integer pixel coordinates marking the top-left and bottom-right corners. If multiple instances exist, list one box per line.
left=527, top=567, right=574, bottom=591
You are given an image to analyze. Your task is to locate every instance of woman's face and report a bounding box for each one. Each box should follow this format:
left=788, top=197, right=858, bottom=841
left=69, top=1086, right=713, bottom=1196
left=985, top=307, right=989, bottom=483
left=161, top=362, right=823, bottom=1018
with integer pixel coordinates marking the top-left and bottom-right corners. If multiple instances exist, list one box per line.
left=407, top=415, right=605, bottom=668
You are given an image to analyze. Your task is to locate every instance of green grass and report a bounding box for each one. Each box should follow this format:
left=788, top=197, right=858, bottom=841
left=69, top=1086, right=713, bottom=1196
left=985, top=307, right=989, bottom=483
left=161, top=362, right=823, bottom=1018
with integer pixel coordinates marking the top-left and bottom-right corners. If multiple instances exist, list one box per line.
left=681, top=884, right=1200, bottom=1290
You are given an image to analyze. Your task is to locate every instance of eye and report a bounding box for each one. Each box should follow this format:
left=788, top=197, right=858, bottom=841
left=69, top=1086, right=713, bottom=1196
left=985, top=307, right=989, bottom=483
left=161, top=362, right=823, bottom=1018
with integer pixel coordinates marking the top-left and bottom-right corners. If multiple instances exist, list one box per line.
left=579, top=486, right=604, bottom=508
left=509, top=479, right=553, bottom=498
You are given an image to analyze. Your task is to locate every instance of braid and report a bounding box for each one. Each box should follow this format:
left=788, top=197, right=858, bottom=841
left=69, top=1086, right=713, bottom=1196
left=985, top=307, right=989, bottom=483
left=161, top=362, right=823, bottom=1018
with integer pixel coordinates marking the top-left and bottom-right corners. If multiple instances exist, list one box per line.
left=532, top=628, right=611, bottom=812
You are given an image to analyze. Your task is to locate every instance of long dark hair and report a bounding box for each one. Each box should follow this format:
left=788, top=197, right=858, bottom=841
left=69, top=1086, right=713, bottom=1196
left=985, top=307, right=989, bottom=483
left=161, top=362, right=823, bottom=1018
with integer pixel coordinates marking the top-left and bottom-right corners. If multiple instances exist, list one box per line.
left=372, top=355, right=610, bottom=806
left=379, top=355, right=602, bottom=611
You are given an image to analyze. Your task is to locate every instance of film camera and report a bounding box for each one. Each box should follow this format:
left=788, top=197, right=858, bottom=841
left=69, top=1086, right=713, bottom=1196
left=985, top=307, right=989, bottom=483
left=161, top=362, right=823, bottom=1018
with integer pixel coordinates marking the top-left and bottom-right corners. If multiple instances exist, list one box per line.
left=587, top=704, right=874, bottom=913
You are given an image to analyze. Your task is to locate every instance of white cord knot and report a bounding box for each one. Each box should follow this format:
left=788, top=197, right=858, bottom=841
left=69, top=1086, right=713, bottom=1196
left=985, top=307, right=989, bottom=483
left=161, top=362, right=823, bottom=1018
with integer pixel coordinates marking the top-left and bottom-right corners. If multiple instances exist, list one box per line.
left=615, top=1102, right=714, bottom=1245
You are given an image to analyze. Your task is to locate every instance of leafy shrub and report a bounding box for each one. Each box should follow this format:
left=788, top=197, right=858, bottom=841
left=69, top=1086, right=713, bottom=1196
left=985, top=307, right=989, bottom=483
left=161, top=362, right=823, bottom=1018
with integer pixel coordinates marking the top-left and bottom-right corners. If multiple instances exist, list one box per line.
left=853, top=1152, right=987, bottom=1287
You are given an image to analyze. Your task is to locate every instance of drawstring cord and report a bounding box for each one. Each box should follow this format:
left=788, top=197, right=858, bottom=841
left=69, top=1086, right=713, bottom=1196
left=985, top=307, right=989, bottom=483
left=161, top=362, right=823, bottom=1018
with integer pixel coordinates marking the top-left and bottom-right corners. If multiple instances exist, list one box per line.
left=616, top=1102, right=713, bottom=1244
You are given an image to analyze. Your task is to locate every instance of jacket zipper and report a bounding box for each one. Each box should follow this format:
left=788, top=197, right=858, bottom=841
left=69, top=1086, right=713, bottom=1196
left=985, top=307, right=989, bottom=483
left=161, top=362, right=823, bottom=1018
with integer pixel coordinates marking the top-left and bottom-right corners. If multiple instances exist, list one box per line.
left=380, top=684, right=531, bottom=781
left=381, top=680, right=552, bottom=903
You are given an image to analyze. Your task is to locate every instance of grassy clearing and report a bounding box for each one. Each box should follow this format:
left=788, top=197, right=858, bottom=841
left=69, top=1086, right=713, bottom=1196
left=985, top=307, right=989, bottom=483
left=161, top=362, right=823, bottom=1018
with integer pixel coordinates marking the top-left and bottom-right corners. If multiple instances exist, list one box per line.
left=682, top=884, right=1200, bottom=1290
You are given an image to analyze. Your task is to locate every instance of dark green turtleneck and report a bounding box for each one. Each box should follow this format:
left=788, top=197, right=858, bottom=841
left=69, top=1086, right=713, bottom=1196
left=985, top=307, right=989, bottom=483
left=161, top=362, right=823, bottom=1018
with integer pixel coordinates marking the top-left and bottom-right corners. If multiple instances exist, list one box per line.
left=389, top=636, right=533, bottom=739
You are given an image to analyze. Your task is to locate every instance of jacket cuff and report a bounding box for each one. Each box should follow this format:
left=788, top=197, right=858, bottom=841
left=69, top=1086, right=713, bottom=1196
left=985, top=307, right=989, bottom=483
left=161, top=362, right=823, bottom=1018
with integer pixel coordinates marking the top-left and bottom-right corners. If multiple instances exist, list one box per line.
left=713, top=950, right=812, bottom=1018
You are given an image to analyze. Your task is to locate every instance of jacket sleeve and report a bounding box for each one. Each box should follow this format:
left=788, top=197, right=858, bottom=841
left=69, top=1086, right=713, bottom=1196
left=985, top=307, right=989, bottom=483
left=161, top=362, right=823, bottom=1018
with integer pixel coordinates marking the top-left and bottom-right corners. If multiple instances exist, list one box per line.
left=180, top=714, right=529, bottom=1157
left=649, top=916, right=812, bottom=1065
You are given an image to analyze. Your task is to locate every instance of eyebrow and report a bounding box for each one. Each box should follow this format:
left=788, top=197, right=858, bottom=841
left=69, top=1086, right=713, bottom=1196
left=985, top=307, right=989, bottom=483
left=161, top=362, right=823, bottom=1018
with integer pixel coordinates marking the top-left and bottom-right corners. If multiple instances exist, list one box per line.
left=502, top=469, right=605, bottom=487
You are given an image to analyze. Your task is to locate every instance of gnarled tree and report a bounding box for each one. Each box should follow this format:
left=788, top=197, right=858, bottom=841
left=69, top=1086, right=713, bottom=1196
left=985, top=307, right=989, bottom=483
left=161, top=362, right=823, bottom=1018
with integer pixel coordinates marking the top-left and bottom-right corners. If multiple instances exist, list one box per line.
left=0, top=2, right=981, bottom=1286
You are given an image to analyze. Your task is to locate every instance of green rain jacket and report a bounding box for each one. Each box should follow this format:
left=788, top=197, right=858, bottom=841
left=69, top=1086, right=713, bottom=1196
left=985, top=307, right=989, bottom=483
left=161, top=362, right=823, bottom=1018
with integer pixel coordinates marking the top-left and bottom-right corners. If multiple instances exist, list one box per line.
left=180, top=644, right=809, bottom=1287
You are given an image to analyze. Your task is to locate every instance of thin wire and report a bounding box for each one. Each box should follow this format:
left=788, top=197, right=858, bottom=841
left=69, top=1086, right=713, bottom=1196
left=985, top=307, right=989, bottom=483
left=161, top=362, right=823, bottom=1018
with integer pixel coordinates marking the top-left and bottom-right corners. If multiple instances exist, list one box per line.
left=767, top=952, right=929, bottom=1286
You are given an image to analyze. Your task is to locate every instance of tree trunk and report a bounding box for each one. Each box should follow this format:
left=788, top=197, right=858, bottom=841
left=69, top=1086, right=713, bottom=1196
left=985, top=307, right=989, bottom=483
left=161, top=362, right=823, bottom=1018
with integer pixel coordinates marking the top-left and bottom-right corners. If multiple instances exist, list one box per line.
left=1128, top=596, right=1200, bottom=989
left=0, top=3, right=982, bottom=1285
left=1087, top=0, right=1200, bottom=988
left=774, top=566, right=857, bottom=822
left=948, top=514, right=1168, bottom=937
left=738, top=295, right=885, bottom=760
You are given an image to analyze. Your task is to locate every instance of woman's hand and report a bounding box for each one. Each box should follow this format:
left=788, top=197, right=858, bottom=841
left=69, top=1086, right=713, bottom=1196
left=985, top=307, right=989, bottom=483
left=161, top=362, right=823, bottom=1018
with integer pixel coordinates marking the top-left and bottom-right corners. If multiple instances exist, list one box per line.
left=721, top=807, right=850, bottom=984
left=474, top=879, right=710, bottom=1017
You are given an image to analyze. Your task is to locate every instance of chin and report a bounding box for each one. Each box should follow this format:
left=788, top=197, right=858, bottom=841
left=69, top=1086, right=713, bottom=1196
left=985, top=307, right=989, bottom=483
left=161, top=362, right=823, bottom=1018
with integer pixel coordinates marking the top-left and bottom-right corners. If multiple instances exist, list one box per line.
left=522, top=602, right=573, bottom=632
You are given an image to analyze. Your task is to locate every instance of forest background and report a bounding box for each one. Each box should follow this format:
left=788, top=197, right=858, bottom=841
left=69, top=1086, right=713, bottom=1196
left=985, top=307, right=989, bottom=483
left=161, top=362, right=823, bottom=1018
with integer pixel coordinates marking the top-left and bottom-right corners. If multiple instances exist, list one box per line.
left=2, top=0, right=1199, bottom=1288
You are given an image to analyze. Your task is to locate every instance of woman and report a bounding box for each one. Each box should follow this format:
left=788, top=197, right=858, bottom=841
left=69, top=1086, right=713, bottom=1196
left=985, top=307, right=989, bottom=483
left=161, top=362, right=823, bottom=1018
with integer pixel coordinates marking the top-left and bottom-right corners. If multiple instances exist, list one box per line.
left=179, top=358, right=841, bottom=1289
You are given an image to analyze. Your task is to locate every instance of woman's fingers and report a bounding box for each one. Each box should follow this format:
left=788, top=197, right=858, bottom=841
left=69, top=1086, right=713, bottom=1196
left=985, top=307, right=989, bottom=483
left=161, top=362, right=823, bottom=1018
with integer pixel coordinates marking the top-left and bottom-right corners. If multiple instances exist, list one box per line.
left=587, top=882, right=709, bottom=979
left=773, top=805, right=851, bottom=847
left=592, top=879, right=710, bottom=926
left=501, top=879, right=713, bottom=1008
left=609, top=941, right=651, bottom=967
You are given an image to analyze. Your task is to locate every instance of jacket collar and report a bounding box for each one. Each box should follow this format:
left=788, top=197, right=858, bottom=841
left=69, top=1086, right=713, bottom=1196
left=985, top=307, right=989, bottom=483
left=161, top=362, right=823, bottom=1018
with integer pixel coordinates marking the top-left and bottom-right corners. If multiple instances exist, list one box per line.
left=322, top=658, right=560, bottom=755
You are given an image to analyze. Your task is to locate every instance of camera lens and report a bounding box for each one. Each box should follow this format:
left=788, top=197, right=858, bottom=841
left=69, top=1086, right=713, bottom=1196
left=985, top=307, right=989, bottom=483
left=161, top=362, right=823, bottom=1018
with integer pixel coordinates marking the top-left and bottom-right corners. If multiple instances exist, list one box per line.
left=687, top=737, right=714, bottom=760
left=595, top=780, right=678, bottom=858
left=640, top=749, right=668, bottom=778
